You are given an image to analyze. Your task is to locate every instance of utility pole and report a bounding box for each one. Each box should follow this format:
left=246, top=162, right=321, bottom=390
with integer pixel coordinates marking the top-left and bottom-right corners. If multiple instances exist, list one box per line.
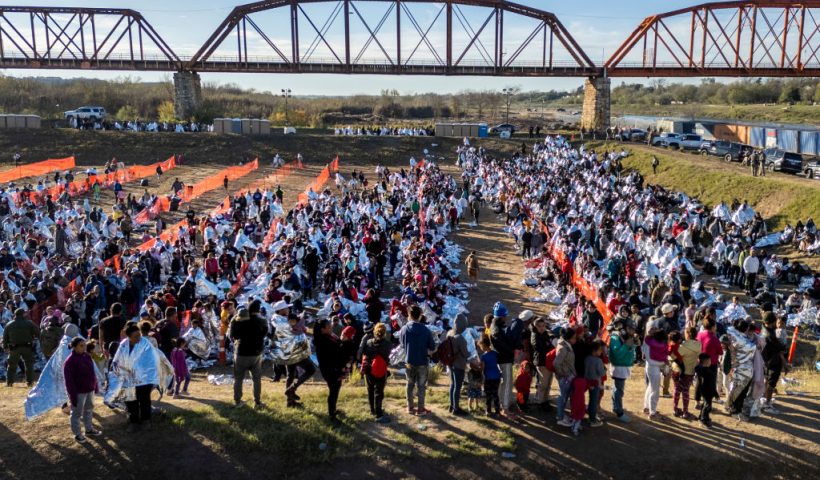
left=502, top=87, right=513, bottom=124
left=281, top=88, right=292, bottom=125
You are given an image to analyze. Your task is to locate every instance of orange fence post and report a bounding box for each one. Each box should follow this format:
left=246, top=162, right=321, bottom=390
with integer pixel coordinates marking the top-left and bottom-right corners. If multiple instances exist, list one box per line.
left=787, top=326, right=799, bottom=363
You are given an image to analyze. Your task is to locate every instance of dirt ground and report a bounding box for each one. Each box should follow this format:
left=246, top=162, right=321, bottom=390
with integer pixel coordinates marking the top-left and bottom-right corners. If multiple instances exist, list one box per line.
left=0, top=131, right=818, bottom=480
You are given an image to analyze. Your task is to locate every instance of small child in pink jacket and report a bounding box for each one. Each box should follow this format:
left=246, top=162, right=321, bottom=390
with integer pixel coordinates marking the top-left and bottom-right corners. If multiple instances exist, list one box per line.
left=171, top=338, right=190, bottom=398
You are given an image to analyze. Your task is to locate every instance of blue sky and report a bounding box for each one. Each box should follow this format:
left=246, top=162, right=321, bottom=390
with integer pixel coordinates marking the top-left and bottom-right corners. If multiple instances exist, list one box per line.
left=2, top=1, right=720, bottom=94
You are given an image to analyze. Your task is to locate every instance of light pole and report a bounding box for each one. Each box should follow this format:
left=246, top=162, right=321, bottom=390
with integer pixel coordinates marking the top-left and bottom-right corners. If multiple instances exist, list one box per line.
left=502, top=88, right=514, bottom=124
left=281, top=88, right=291, bottom=125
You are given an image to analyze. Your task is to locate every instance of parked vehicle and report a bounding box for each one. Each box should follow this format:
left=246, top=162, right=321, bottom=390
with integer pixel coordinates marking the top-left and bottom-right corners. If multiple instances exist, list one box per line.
left=764, top=148, right=804, bottom=174
left=490, top=123, right=518, bottom=134
left=666, top=134, right=703, bottom=151
left=556, top=108, right=566, bottom=112
left=653, top=132, right=681, bottom=147
left=64, top=106, right=106, bottom=121
left=651, top=132, right=681, bottom=147
left=615, top=128, right=646, bottom=142
left=701, top=140, right=753, bottom=162
left=804, top=160, right=820, bottom=179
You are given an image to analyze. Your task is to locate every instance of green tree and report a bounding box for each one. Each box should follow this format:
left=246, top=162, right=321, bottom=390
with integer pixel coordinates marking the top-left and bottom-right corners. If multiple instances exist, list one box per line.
left=778, top=85, right=800, bottom=104
left=115, top=105, right=138, bottom=121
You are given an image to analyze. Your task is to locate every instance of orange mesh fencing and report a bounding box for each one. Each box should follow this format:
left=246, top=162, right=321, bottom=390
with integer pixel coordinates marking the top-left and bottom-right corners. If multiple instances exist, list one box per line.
left=535, top=218, right=613, bottom=343
left=17, top=156, right=178, bottom=207
left=186, top=159, right=259, bottom=201
left=297, top=156, right=339, bottom=205
left=134, top=159, right=259, bottom=224
left=102, top=155, right=177, bottom=188
left=0, top=156, right=75, bottom=184
left=211, top=159, right=303, bottom=216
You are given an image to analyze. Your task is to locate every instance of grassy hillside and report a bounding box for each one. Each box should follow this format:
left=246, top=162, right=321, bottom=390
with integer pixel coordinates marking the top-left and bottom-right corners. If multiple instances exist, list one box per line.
left=588, top=142, right=820, bottom=231
left=610, top=103, right=819, bottom=125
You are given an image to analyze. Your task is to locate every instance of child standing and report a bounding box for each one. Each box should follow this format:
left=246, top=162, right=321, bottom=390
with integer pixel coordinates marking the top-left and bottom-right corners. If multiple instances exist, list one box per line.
left=171, top=338, right=190, bottom=398
left=584, top=340, right=606, bottom=428
left=695, top=353, right=717, bottom=428
left=63, top=337, right=102, bottom=443
left=466, top=362, right=484, bottom=413
left=515, top=360, right=533, bottom=412
left=86, top=340, right=106, bottom=376
left=671, top=328, right=701, bottom=419
left=479, top=336, right=501, bottom=416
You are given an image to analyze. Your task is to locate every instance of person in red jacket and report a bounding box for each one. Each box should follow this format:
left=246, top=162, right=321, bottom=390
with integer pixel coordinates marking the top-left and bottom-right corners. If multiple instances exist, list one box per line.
left=515, top=360, right=533, bottom=411
left=63, top=337, right=102, bottom=443
left=204, top=252, right=220, bottom=283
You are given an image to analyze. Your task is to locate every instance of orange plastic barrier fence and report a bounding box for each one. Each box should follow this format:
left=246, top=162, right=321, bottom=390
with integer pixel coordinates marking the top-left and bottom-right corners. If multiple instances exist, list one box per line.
left=135, top=159, right=258, bottom=224
left=297, top=156, right=339, bottom=205
left=535, top=218, right=614, bottom=343
left=102, top=155, right=177, bottom=188
left=0, top=156, right=75, bottom=184
left=211, top=159, right=304, bottom=216
left=17, top=156, right=178, bottom=207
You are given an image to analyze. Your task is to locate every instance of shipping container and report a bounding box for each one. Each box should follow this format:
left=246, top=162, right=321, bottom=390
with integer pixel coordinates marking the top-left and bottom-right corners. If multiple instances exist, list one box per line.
left=750, top=127, right=766, bottom=147
left=694, top=123, right=715, bottom=139
left=800, top=131, right=819, bottom=156
left=765, top=128, right=778, bottom=148
left=714, top=124, right=750, bottom=144
left=777, top=129, right=799, bottom=153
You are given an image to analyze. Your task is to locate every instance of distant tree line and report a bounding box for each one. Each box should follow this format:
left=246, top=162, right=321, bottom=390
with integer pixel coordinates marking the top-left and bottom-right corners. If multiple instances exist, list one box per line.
left=0, top=74, right=815, bottom=127
left=607, top=78, right=819, bottom=106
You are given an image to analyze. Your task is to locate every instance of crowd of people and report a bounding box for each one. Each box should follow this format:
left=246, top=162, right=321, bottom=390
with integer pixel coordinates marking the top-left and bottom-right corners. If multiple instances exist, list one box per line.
left=1, top=133, right=817, bottom=446
left=334, top=126, right=434, bottom=137
left=457, top=135, right=817, bottom=433
left=69, top=117, right=212, bottom=133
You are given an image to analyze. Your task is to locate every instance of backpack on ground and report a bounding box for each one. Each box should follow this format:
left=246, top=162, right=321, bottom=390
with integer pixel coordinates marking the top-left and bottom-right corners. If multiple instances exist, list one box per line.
left=437, top=336, right=456, bottom=367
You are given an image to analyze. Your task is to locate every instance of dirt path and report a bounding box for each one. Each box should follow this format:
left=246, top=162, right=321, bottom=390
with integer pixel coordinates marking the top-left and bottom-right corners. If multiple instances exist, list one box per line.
left=450, top=204, right=547, bottom=323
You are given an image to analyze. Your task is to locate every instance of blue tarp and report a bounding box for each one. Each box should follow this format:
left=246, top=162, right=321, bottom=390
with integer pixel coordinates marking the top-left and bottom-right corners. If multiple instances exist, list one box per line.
left=777, top=129, right=799, bottom=153
left=750, top=126, right=766, bottom=147
left=800, top=131, right=818, bottom=156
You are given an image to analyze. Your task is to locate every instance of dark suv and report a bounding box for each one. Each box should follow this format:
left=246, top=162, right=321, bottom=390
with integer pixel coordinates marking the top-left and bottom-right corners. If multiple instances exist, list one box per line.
left=764, top=148, right=804, bottom=174
left=702, top=140, right=752, bottom=162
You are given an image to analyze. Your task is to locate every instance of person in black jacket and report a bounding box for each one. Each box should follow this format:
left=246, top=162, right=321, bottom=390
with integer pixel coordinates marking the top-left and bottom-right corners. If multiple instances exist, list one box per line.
left=314, top=318, right=346, bottom=423
left=360, top=323, right=393, bottom=423
left=489, top=315, right=515, bottom=416
left=229, top=305, right=268, bottom=409
left=530, top=317, right=555, bottom=410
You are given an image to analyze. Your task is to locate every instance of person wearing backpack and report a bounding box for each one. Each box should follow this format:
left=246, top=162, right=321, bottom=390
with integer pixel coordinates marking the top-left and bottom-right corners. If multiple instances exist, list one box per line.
left=361, top=323, right=392, bottom=423
left=444, top=314, right=470, bottom=416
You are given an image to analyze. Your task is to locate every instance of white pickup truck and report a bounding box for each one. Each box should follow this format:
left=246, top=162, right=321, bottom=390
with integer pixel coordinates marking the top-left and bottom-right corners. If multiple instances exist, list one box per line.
left=665, top=133, right=703, bottom=151
left=64, top=106, right=106, bottom=122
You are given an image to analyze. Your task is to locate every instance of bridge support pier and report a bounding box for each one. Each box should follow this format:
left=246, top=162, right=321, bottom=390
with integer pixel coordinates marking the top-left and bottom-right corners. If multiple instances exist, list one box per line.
left=580, top=77, right=610, bottom=132
left=174, top=71, right=202, bottom=119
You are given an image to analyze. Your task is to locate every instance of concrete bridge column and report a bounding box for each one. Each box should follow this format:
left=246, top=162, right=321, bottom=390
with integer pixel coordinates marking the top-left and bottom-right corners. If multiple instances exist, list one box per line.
left=580, top=76, right=610, bottom=132
left=174, top=71, right=202, bottom=119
